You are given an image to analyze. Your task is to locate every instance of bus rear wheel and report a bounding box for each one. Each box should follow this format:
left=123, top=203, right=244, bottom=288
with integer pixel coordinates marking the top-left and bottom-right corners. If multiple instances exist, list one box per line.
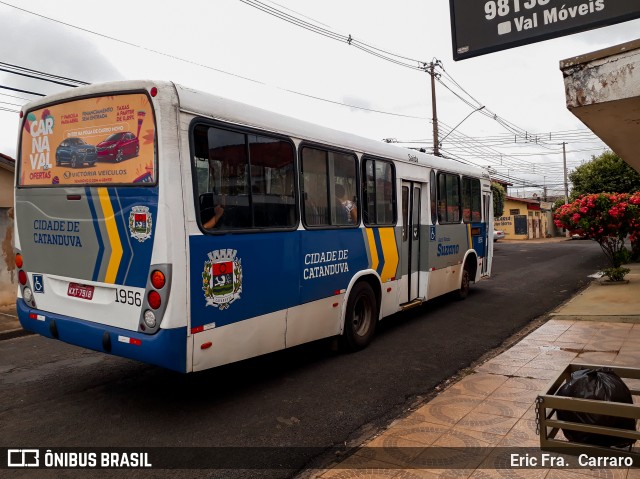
left=341, top=281, right=377, bottom=351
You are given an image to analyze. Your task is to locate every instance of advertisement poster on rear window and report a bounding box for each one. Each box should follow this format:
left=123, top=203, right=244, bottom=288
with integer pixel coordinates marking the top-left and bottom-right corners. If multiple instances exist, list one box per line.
left=19, top=93, right=156, bottom=186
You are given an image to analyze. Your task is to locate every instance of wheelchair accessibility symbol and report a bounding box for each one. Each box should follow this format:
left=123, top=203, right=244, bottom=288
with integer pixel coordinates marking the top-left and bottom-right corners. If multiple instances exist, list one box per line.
left=429, top=226, right=436, bottom=241
left=32, top=274, right=44, bottom=293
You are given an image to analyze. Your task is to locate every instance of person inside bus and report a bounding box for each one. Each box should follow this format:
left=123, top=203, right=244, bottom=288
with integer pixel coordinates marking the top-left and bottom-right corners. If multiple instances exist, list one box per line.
left=202, top=155, right=227, bottom=228
left=335, top=184, right=357, bottom=224
left=203, top=204, right=224, bottom=229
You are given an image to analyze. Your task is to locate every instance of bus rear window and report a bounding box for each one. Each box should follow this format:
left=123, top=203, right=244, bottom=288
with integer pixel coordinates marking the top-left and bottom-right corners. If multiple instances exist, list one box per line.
left=18, top=93, right=156, bottom=186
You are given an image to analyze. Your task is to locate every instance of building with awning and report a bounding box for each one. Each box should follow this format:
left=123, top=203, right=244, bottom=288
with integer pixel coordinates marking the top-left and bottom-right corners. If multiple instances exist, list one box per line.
left=495, top=196, right=554, bottom=240
left=560, top=39, right=640, bottom=172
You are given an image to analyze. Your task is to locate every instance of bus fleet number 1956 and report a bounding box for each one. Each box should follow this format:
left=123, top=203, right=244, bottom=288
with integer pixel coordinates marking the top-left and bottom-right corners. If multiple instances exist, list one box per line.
left=114, top=288, right=142, bottom=306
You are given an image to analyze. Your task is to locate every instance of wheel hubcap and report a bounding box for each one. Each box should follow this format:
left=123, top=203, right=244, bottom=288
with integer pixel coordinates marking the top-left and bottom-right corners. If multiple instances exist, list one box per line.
left=352, top=297, right=371, bottom=336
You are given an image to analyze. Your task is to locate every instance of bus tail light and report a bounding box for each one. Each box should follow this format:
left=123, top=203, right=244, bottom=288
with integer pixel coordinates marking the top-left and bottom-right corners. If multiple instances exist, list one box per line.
left=148, top=291, right=161, bottom=309
left=138, top=264, right=171, bottom=335
left=143, top=310, right=156, bottom=328
left=23, top=287, right=33, bottom=303
left=150, top=270, right=165, bottom=289
left=16, top=251, right=37, bottom=308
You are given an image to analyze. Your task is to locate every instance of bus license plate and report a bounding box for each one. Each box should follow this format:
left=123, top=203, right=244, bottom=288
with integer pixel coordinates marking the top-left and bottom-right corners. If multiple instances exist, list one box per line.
left=67, top=283, right=94, bottom=300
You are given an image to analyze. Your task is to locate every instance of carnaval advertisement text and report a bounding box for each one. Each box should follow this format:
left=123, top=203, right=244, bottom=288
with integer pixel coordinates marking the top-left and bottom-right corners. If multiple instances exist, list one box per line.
left=19, top=93, right=156, bottom=186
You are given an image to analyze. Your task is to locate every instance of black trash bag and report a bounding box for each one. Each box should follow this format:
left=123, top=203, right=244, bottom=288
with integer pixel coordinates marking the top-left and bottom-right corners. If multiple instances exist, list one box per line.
left=556, top=367, right=636, bottom=448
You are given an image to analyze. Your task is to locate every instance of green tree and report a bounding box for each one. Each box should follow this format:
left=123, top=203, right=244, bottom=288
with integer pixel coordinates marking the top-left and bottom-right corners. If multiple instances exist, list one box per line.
left=552, top=197, right=566, bottom=212
left=554, top=192, right=640, bottom=281
left=491, top=182, right=505, bottom=218
left=569, top=151, right=640, bottom=199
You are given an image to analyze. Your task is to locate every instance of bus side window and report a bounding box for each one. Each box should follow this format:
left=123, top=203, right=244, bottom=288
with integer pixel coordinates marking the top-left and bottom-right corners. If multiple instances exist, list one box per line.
left=192, top=124, right=296, bottom=231
left=301, top=148, right=329, bottom=226
left=362, top=157, right=395, bottom=227
left=437, top=172, right=461, bottom=224
left=301, top=147, right=358, bottom=228
left=430, top=170, right=437, bottom=224
left=249, top=134, right=296, bottom=228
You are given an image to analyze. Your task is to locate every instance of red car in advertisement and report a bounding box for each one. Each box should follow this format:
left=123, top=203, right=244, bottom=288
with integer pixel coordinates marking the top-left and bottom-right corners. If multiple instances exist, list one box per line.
left=96, top=132, right=139, bottom=162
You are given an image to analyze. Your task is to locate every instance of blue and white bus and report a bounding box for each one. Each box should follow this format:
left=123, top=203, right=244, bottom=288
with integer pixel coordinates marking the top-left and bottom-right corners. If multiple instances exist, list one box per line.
left=14, top=80, right=493, bottom=373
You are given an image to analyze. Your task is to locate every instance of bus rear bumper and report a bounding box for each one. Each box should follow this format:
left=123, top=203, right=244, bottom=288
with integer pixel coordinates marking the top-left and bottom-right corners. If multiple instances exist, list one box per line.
left=17, top=301, right=187, bottom=373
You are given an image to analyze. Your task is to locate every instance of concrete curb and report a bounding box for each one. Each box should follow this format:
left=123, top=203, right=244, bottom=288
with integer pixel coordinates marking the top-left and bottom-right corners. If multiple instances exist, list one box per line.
left=0, top=327, right=31, bottom=341
left=549, top=314, right=640, bottom=323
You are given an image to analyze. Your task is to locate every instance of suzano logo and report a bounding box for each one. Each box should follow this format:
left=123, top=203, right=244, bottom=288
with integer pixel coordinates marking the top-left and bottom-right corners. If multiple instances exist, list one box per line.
left=437, top=243, right=460, bottom=257
left=7, top=449, right=39, bottom=467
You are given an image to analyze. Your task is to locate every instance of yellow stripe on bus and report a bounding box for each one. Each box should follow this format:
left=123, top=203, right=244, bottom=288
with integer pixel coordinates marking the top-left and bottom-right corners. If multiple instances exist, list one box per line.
left=98, top=187, right=123, bottom=284
left=467, top=224, right=473, bottom=250
left=379, top=228, right=399, bottom=282
left=365, top=228, right=379, bottom=272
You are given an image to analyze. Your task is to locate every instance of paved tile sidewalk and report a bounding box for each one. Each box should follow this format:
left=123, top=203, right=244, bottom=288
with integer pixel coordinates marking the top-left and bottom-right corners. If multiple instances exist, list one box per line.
left=309, top=319, right=640, bottom=478
left=309, top=265, right=640, bottom=478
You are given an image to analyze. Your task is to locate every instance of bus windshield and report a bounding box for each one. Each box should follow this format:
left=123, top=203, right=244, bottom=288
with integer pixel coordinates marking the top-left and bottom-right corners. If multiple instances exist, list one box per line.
left=19, top=93, right=156, bottom=187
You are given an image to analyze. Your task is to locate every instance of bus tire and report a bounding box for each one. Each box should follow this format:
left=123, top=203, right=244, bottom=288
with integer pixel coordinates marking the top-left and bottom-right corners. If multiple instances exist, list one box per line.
left=456, top=266, right=471, bottom=300
left=341, top=281, right=377, bottom=351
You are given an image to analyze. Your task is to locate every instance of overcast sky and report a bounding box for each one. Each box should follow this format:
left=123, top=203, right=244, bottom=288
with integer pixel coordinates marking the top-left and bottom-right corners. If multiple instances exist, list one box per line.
left=1, top=0, right=639, bottom=197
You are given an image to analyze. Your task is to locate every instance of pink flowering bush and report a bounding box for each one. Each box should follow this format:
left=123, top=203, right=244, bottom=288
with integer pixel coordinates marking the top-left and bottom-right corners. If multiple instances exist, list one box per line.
left=555, top=192, right=640, bottom=280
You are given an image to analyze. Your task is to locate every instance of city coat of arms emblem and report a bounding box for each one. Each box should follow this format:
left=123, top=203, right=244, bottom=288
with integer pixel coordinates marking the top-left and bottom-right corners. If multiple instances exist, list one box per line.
left=202, top=249, right=242, bottom=309
left=128, top=206, right=152, bottom=242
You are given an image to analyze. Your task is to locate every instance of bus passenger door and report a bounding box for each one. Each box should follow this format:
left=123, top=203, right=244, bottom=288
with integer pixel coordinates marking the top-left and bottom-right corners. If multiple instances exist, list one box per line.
left=399, top=181, right=422, bottom=304
left=482, top=190, right=493, bottom=276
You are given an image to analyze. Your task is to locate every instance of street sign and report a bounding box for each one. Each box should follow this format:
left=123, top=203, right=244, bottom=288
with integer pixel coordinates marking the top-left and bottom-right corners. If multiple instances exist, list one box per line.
left=450, top=0, right=640, bottom=61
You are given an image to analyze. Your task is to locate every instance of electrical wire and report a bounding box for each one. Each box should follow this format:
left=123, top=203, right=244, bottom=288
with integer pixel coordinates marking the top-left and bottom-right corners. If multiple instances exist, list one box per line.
left=0, top=0, right=606, bottom=195
left=0, top=84, right=45, bottom=97
left=239, top=0, right=604, bottom=163
left=238, top=0, right=428, bottom=71
left=0, top=61, right=88, bottom=86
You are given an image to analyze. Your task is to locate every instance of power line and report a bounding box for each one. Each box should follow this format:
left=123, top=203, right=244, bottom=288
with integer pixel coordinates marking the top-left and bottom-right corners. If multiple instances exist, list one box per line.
left=0, top=61, right=88, bottom=86
left=434, top=119, right=580, bottom=188
left=0, top=84, right=45, bottom=97
left=0, top=0, right=604, bottom=192
left=0, top=0, right=571, bottom=152
left=0, top=100, right=21, bottom=107
left=0, top=66, right=83, bottom=88
left=239, top=0, right=570, bottom=153
left=0, top=3, right=434, bottom=120
left=238, top=0, right=428, bottom=71
left=0, top=91, right=32, bottom=102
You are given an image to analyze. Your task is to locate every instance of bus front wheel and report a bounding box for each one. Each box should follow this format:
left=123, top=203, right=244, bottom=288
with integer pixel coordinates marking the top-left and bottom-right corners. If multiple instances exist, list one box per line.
left=456, top=266, right=471, bottom=300
left=341, top=281, right=377, bottom=351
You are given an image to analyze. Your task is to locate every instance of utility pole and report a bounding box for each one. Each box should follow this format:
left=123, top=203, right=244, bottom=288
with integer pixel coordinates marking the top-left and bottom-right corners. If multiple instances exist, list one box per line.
left=428, top=60, right=441, bottom=156
left=562, top=142, right=568, bottom=204
left=562, top=141, right=570, bottom=238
